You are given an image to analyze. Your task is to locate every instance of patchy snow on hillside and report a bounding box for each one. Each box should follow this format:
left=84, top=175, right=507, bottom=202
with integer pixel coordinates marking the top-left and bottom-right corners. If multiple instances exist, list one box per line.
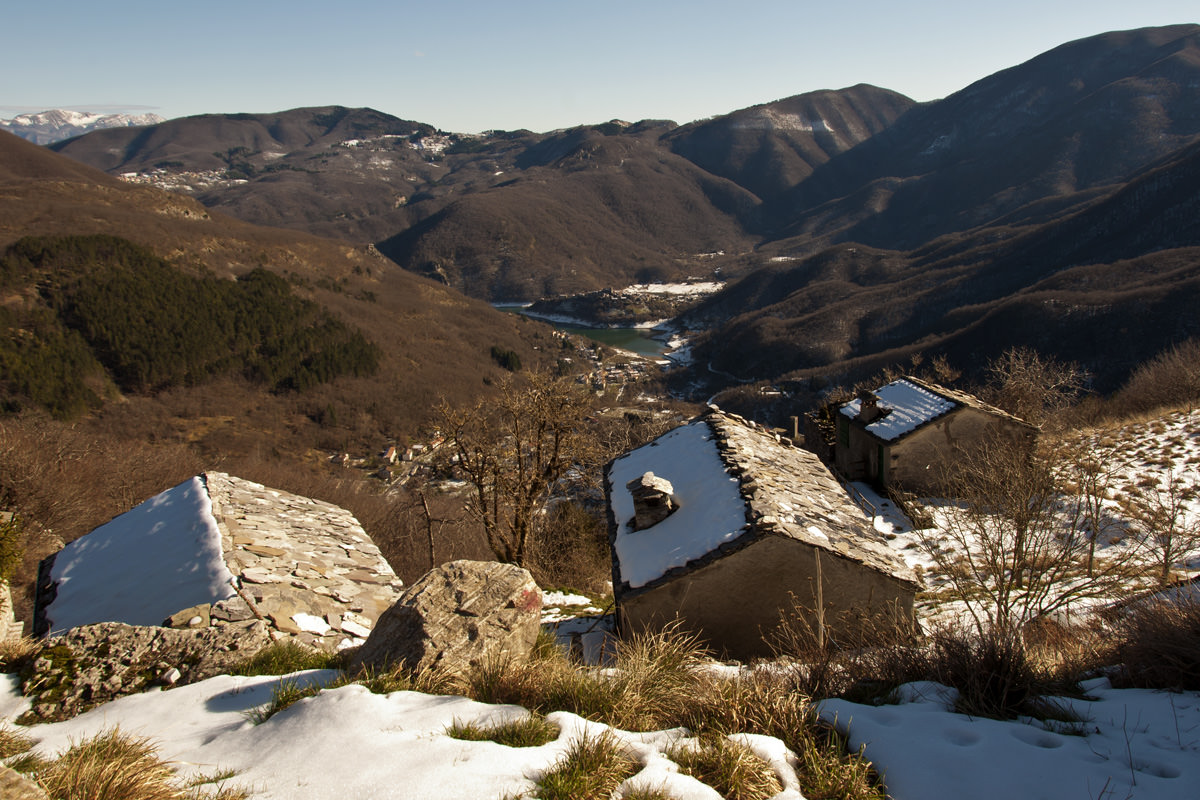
left=620, top=282, right=725, bottom=298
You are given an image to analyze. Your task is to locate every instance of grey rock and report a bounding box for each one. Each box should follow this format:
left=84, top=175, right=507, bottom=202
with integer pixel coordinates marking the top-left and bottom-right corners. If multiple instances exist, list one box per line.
left=0, top=580, right=22, bottom=641
left=19, top=620, right=271, bottom=723
left=351, top=560, right=542, bottom=675
left=211, top=595, right=256, bottom=622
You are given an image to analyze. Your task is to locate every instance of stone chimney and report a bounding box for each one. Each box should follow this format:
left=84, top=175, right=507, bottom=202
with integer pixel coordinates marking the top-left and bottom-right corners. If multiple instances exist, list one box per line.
left=626, top=472, right=677, bottom=531
left=856, top=391, right=883, bottom=423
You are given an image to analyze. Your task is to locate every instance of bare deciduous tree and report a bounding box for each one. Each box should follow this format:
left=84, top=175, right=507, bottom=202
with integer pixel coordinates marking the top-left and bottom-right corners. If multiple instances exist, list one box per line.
left=438, top=371, right=598, bottom=567
left=1122, top=469, right=1200, bottom=586
left=920, top=436, right=1136, bottom=637
left=982, top=347, right=1089, bottom=429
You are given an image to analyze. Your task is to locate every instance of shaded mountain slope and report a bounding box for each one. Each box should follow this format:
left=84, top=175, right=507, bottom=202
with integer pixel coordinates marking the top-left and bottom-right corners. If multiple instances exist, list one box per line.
left=687, top=128, right=1200, bottom=393
left=0, top=130, right=553, bottom=449
left=665, top=84, right=915, bottom=203
left=379, top=123, right=760, bottom=298
left=768, top=24, right=1200, bottom=249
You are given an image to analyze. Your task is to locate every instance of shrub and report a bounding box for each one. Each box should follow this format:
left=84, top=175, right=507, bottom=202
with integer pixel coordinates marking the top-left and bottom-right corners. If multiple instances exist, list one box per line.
left=1114, top=596, right=1200, bottom=690
left=0, top=512, right=22, bottom=583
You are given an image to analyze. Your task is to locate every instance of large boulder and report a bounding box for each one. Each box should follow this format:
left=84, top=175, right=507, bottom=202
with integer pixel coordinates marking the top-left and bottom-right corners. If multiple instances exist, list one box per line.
left=351, top=560, right=542, bottom=675
left=17, top=619, right=271, bottom=722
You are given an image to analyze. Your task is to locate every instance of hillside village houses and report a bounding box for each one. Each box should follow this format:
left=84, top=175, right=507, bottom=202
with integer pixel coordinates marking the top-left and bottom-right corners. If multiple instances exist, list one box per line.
left=832, top=376, right=1036, bottom=496
left=606, top=409, right=919, bottom=659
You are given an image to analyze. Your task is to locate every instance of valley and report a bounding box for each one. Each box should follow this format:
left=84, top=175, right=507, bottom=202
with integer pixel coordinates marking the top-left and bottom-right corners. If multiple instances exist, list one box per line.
left=4, top=20, right=1200, bottom=800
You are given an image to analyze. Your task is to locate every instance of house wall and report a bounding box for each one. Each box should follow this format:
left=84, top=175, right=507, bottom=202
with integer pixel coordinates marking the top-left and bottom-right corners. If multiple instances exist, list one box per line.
left=834, top=417, right=886, bottom=483
left=618, top=535, right=915, bottom=660
left=890, top=408, right=1030, bottom=494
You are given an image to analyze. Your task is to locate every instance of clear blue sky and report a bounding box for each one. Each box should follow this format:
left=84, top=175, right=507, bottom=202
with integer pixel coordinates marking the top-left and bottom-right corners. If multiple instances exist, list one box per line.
left=2, top=1, right=1196, bottom=133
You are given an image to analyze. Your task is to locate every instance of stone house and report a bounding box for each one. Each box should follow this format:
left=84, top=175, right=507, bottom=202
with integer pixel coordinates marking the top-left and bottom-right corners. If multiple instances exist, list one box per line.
left=606, top=410, right=919, bottom=659
left=35, top=472, right=404, bottom=650
left=833, top=377, right=1035, bottom=495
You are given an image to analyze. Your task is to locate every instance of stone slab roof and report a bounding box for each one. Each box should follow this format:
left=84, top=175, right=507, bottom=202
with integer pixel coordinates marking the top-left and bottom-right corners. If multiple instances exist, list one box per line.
left=607, top=411, right=919, bottom=595
left=205, top=472, right=404, bottom=648
left=37, top=472, right=404, bottom=650
left=840, top=379, right=959, bottom=441
left=707, top=414, right=919, bottom=586
left=840, top=376, right=1031, bottom=443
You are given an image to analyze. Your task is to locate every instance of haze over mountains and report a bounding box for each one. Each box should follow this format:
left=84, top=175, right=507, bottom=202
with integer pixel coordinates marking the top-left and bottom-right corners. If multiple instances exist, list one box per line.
left=34, top=23, right=1200, bottom=401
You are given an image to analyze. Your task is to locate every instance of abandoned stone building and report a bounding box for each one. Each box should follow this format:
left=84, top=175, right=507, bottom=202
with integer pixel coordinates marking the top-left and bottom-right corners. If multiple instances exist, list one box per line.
left=833, top=376, right=1035, bottom=495
left=36, top=472, right=404, bottom=650
left=606, top=410, right=919, bottom=659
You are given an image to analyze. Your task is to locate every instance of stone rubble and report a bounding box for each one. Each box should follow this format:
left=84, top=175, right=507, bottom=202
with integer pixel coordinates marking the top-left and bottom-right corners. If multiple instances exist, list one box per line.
left=16, top=620, right=273, bottom=723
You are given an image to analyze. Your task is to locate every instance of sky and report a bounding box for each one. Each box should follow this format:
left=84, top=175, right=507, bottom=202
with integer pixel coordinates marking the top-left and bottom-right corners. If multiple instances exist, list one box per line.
left=2, top=1, right=1197, bottom=133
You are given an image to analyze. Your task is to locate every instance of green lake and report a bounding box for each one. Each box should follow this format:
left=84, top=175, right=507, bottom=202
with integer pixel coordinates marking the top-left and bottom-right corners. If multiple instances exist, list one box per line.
left=496, top=306, right=669, bottom=357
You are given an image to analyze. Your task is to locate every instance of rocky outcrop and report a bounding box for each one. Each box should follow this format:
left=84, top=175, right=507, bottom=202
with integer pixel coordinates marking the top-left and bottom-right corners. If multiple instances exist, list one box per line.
left=0, top=765, right=48, bottom=800
left=16, top=620, right=271, bottom=723
left=351, top=561, right=542, bottom=675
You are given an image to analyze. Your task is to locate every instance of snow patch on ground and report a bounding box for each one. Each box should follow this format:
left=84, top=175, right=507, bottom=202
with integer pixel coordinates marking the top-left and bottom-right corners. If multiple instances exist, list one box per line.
left=819, top=678, right=1200, bottom=800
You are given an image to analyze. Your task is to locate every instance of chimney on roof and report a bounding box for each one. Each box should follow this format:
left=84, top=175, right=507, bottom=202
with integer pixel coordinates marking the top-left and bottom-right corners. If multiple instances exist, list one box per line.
left=626, top=471, right=677, bottom=531
left=856, top=391, right=883, bottom=423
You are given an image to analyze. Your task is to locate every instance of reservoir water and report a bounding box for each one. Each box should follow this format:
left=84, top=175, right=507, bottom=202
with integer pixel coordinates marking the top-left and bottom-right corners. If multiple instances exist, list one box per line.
left=496, top=306, right=670, bottom=357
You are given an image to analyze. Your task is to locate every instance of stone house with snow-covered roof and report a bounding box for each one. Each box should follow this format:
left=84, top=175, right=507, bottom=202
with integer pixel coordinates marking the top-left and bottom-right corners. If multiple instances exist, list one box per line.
left=606, top=410, right=919, bottom=659
left=833, top=377, right=1035, bottom=496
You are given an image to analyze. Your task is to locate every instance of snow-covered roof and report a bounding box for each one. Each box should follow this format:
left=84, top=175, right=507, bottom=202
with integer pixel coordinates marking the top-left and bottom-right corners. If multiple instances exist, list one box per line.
left=607, top=413, right=918, bottom=591
left=840, top=378, right=959, bottom=441
left=609, top=420, right=749, bottom=589
left=42, top=473, right=405, bottom=645
left=46, top=476, right=237, bottom=633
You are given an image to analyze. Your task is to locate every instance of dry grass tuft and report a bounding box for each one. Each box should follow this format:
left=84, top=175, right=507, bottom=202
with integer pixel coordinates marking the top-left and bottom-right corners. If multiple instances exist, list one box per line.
left=0, top=721, right=36, bottom=759
left=0, top=635, right=42, bottom=672
left=1114, top=595, right=1200, bottom=690
left=668, top=735, right=783, bottom=800
left=447, top=713, right=560, bottom=748
left=535, top=731, right=635, bottom=800
left=32, top=728, right=197, bottom=800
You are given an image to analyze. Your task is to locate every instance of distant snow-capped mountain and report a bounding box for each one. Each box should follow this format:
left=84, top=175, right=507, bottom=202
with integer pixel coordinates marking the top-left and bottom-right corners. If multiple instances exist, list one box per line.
left=0, top=109, right=165, bottom=144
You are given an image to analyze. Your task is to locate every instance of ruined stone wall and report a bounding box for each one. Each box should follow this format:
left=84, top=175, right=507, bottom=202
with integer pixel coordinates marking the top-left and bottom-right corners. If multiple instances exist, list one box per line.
left=619, top=535, right=915, bottom=659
